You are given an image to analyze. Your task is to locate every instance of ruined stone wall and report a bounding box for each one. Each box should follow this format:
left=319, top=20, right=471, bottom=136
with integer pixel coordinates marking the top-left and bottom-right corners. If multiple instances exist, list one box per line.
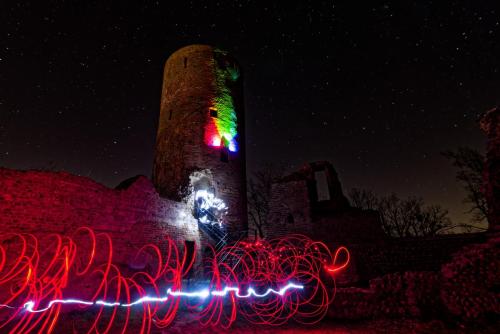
left=0, top=168, right=209, bottom=268
left=313, top=209, right=385, bottom=243
left=264, top=161, right=384, bottom=241
left=153, top=45, right=247, bottom=238
left=329, top=234, right=499, bottom=322
left=264, top=180, right=313, bottom=238
left=264, top=162, right=485, bottom=284
left=347, top=233, right=486, bottom=282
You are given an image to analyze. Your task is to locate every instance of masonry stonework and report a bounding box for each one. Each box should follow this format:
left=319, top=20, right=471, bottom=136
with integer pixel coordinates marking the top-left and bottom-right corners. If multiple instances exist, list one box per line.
left=266, top=161, right=385, bottom=242
left=0, top=168, right=209, bottom=270
left=152, top=45, right=247, bottom=238
left=265, top=161, right=487, bottom=284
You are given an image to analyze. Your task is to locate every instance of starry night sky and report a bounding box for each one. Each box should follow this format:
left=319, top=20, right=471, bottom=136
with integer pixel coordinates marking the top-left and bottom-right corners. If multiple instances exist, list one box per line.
left=1, top=1, right=499, bottom=225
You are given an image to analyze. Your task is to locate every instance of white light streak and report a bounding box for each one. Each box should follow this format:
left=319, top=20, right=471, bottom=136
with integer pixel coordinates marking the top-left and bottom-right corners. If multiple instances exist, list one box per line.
left=24, top=299, right=94, bottom=313
left=19, top=282, right=303, bottom=313
left=95, top=301, right=121, bottom=307
left=121, top=296, right=169, bottom=307
left=167, top=288, right=210, bottom=298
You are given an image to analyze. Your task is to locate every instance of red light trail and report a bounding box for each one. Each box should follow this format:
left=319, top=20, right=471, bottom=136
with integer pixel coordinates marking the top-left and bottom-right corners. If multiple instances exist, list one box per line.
left=0, top=228, right=349, bottom=333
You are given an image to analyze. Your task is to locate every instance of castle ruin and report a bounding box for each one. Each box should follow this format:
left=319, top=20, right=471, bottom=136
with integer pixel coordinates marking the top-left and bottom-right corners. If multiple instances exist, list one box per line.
left=0, top=45, right=494, bottom=285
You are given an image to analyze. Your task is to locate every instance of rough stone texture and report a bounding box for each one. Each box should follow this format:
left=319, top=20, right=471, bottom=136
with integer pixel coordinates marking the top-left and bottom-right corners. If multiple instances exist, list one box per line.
left=264, top=179, right=313, bottom=238
left=166, top=318, right=500, bottom=334
left=264, top=161, right=384, bottom=284
left=265, top=161, right=487, bottom=284
left=152, top=45, right=247, bottom=239
left=314, top=209, right=384, bottom=243
left=480, top=106, right=500, bottom=232
left=266, top=161, right=385, bottom=242
left=0, top=167, right=209, bottom=268
left=328, top=235, right=500, bottom=325
left=280, top=161, right=350, bottom=213
left=329, top=271, right=441, bottom=320
left=440, top=234, right=500, bottom=322
left=350, top=233, right=486, bottom=282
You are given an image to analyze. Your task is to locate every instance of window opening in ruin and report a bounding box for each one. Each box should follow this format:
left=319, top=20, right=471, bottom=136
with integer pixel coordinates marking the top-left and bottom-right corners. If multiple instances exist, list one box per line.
left=314, top=170, right=330, bottom=201
left=220, top=148, right=229, bottom=162
left=209, top=107, right=218, bottom=118
left=184, top=57, right=188, bottom=68
left=168, top=110, right=172, bottom=120
left=287, top=213, right=295, bottom=225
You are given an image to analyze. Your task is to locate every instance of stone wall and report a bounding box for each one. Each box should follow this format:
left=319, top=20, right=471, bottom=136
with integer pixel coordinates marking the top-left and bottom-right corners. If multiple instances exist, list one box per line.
left=314, top=209, right=385, bottom=243
left=263, top=179, right=313, bottom=238
left=0, top=167, right=209, bottom=268
left=329, top=234, right=500, bottom=323
left=264, top=161, right=487, bottom=284
left=153, top=45, right=247, bottom=238
left=348, top=233, right=486, bottom=282
left=265, top=161, right=385, bottom=242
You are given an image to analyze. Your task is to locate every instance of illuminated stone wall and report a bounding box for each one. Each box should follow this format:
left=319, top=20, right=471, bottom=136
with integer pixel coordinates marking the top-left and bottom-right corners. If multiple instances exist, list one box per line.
left=153, top=45, right=247, bottom=239
left=0, top=168, right=208, bottom=269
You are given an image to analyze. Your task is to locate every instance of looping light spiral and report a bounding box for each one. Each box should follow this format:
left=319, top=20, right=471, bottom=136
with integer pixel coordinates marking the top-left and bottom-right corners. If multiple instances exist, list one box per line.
left=0, top=228, right=349, bottom=333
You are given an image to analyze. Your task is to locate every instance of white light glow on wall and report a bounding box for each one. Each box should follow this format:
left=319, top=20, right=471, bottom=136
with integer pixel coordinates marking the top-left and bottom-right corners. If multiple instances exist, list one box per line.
left=194, top=190, right=227, bottom=227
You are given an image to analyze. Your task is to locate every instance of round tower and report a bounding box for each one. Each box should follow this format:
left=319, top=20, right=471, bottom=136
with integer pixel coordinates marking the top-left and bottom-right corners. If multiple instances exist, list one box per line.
left=153, top=45, right=247, bottom=239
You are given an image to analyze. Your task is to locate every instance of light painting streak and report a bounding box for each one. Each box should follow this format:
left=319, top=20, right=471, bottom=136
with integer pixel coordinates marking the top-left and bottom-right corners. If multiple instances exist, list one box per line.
left=0, top=228, right=349, bottom=333
left=19, top=283, right=304, bottom=313
left=23, top=299, right=94, bottom=313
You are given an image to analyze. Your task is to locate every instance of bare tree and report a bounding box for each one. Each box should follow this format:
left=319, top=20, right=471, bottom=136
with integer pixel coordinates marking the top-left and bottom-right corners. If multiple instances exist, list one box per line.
left=442, top=147, right=487, bottom=224
left=349, top=189, right=453, bottom=237
left=247, top=165, right=283, bottom=239
left=348, top=188, right=379, bottom=210
left=413, top=203, right=452, bottom=236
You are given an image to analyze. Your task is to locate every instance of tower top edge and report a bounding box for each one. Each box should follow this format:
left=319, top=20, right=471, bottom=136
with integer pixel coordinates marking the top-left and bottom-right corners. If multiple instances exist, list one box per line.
left=167, top=44, right=215, bottom=59
left=164, top=45, right=240, bottom=70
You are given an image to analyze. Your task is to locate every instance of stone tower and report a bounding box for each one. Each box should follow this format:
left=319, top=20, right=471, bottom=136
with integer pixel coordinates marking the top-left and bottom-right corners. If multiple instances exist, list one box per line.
left=153, top=44, right=247, bottom=239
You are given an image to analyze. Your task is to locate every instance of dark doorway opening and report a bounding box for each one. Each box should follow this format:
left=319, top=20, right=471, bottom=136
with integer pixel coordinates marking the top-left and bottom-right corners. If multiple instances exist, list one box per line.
left=183, top=240, right=195, bottom=279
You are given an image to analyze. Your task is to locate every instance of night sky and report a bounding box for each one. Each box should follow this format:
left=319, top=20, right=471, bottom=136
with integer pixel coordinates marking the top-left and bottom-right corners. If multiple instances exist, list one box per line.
left=1, top=1, right=499, bottom=226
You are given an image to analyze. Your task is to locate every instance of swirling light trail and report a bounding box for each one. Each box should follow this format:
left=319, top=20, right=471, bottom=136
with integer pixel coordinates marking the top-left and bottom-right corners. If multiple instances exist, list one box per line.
left=0, top=228, right=349, bottom=333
